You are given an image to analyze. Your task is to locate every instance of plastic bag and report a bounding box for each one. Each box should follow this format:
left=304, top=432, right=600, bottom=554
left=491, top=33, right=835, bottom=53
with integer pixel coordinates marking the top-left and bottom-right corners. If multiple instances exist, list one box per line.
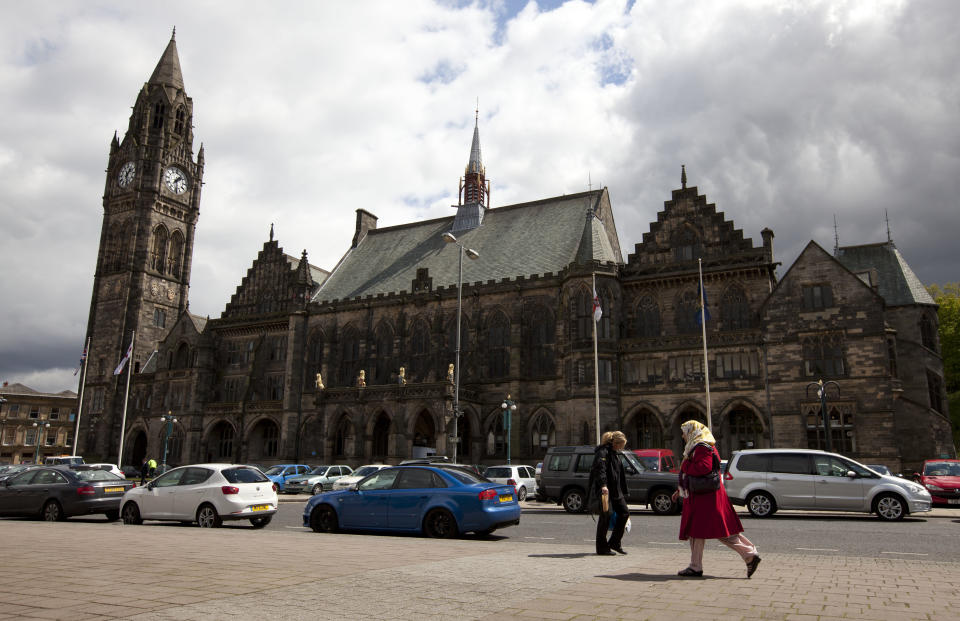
left=607, top=511, right=632, bottom=534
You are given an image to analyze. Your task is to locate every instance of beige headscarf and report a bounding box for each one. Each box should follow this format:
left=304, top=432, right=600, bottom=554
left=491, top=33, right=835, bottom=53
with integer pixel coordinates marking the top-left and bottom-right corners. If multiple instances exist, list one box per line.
left=681, top=419, right=716, bottom=459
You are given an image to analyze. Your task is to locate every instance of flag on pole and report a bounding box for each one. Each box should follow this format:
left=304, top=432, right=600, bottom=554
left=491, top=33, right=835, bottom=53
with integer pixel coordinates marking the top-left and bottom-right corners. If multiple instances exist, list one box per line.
left=695, top=282, right=711, bottom=326
left=113, top=341, right=134, bottom=375
left=592, top=287, right=603, bottom=323
left=73, top=345, right=88, bottom=376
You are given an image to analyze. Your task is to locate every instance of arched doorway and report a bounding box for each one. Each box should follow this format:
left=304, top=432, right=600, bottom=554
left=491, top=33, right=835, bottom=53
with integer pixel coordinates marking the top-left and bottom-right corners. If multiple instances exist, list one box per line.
left=129, top=430, right=148, bottom=468
left=248, top=418, right=280, bottom=461
left=529, top=410, right=556, bottom=461
left=456, top=414, right=473, bottom=463
left=412, top=409, right=436, bottom=458
left=207, top=421, right=235, bottom=462
left=333, top=414, right=355, bottom=458
left=372, top=412, right=391, bottom=460
left=724, top=408, right=764, bottom=458
left=627, top=409, right=663, bottom=449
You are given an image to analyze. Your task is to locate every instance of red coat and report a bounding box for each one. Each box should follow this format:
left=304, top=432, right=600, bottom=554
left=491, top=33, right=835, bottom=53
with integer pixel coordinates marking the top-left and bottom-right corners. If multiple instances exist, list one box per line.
left=678, top=444, right=744, bottom=540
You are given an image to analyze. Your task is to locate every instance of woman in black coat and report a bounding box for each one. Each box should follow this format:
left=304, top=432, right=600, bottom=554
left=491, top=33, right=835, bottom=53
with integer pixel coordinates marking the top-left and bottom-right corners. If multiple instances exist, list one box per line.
left=588, top=430, right=629, bottom=555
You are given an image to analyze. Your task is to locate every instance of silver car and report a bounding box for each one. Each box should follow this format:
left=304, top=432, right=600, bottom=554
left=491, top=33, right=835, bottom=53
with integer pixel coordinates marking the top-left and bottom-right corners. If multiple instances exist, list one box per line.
left=282, top=465, right=353, bottom=495
left=484, top=465, right=537, bottom=501
left=724, top=448, right=931, bottom=521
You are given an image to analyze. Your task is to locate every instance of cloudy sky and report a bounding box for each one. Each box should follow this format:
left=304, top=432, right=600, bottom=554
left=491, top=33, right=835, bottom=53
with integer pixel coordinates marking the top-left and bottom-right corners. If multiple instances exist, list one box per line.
left=2, top=0, right=958, bottom=394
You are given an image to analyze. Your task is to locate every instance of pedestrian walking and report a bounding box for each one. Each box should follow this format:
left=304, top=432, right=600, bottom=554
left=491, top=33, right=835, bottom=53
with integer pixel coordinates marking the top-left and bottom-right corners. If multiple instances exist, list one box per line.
left=147, top=457, right=158, bottom=478
left=587, top=430, right=630, bottom=556
left=673, top=420, right=761, bottom=578
left=140, top=458, right=150, bottom=485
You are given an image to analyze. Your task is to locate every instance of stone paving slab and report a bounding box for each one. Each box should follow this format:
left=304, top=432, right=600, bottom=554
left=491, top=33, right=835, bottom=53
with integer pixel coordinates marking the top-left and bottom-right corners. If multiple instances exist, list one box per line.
left=2, top=520, right=960, bottom=620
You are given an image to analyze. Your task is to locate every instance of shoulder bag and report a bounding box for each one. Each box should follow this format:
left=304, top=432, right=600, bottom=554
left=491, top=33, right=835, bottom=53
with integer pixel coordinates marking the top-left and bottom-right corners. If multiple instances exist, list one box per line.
left=686, top=449, right=721, bottom=495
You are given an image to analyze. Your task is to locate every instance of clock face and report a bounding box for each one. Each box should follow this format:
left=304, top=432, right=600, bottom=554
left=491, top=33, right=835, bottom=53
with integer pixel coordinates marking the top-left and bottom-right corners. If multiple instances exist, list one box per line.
left=164, top=166, right=188, bottom=194
left=117, top=162, right=136, bottom=188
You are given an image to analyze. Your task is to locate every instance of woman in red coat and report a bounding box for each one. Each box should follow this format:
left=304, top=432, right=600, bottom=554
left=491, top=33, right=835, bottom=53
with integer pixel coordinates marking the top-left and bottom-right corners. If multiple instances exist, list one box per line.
left=672, top=420, right=761, bottom=578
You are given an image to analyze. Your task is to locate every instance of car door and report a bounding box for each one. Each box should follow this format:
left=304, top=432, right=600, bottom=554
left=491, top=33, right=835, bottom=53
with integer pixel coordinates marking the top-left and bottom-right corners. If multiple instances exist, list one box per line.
left=389, top=469, right=443, bottom=529
left=766, top=453, right=815, bottom=509
left=0, top=470, right=40, bottom=514
left=139, top=468, right=185, bottom=519
left=22, top=469, right=70, bottom=515
left=172, top=467, right=215, bottom=519
left=618, top=452, right=646, bottom=502
left=813, top=455, right=866, bottom=511
left=520, top=467, right=537, bottom=494
left=338, top=469, right=400, bottom=528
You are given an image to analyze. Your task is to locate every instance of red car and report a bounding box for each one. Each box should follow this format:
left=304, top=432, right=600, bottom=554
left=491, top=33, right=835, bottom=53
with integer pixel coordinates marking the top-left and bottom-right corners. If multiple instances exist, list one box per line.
left=632, top=449, right=679, bottom=474
left=913, top=459, right=960, bottom=506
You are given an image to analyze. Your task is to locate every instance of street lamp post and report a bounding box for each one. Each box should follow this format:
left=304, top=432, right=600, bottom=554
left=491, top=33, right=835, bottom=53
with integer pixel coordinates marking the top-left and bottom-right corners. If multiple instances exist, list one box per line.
left=442, top=232, right=479, bottom=464
left=500, top=395, right=517, bottom=465
left=161, top=412, right=177, bottom=471
left=806, top=379, right=840, bottom=453
left=32, top=422, right=50, bottom=464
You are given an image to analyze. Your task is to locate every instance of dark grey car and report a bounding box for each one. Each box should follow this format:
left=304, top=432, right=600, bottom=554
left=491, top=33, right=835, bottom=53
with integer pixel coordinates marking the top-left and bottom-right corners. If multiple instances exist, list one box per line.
left=0, top=466, right=135, bottom=521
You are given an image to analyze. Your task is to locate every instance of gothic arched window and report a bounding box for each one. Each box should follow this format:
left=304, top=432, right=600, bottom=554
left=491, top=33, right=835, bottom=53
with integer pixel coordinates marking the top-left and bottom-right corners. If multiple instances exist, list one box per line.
left=152, top=225, right=168, bottom=273
left=529, top=411, right=555, bottom=454
left=307, top=330, right=324, bottom=386
left=485, top=312, right=511, bottom=379
left=168, top=230, right=184, bottom=279
left=573, top=289, right=591, bottom=339
left=675, top=289, right=700, bottom=334
left=373, top=323, right=395, bottom=384
left=174, top=343, right=190, bottom=369
left=673, top=227, right=702, bottom=263
left=338, top=327, right=360, bottom=386
left=523, top=305, right=555, bottom=377
left=720, top=287, right=752, bottom=331
left=409, top=319, right=431, bottom=382
left=152, top=102, right=165, bottom=129
left=174, top=105, right=186, bottom=135
left=920, top=314, right=939, bottom=352
left=633, top=295, right=661, bottom=338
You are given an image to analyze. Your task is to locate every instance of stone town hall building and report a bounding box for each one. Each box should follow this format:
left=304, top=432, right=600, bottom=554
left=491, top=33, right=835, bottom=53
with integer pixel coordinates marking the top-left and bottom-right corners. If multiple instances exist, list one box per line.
left=77, top=35, right=953, bottom=474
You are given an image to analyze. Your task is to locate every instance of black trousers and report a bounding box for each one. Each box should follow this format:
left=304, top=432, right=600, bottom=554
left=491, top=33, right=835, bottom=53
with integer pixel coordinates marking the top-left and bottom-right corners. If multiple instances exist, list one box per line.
left=596, top=496, right=629, bottom=552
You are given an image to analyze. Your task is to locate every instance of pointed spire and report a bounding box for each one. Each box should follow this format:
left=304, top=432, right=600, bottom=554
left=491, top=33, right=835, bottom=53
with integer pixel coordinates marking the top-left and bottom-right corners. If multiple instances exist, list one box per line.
left=459, top=110, right=488, bottom=210
left=148, top=29, right=184, bottom=90
left=681, top=164, right=687, bottom=189
left=466, top=115, right=483, bottom=176
left=269, top=223, right=274, bottom=242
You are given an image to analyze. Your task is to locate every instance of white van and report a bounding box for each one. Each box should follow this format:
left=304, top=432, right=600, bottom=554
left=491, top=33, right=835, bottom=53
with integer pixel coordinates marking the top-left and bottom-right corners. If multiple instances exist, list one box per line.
left=44, top=455, right=85, bottom=466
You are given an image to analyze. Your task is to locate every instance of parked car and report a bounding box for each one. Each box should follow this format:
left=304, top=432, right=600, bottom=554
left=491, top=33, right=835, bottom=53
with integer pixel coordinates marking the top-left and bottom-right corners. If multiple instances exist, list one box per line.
left=120, top=465, right=141, bottom=479
left=632, top=449, right=679, bottom=473
left=0, top=464, right=37, bottom=481
left=866, top=464, right=893, bottom=476
left=332, top=464, right=392, bottom=490
left=43, top=455, right=84, bottom=466
left=534, top=462, right=544, bottom=499
left=303, top=465, right=521, bottom=537
left=484, top=465, right=537, bottom=501
left=912, top=459, right=960, bottom=507
left=262, top=464, right=312, bottom=492
left=400, top=456, right=450, bottom=465
left=120, top=464, right=278, bottom=528
left=86, top=463, right=124, bottom=478
left=0, top=465, right=134, bottom=521
left=539, top=445, right=679, bottom=514
left=282, top=465, right=354, bottom=495
left=724, top=448, right=931, bottom=521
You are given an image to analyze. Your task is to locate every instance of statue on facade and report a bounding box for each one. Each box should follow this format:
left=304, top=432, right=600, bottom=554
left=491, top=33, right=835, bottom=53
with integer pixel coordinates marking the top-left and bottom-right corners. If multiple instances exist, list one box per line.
left=447, top=363, right=455, bottom=383
left=398, top=367, right=407, bottom=385
left=357, top=369, right=366, bottom=388
left=315, top=373, right=324, bottom=390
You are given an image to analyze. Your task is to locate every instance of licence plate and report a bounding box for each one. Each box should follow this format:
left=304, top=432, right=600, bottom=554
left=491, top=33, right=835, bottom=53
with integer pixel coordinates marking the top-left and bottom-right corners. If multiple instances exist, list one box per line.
left=948, top=499, right=960, bottom=505
left=104, top=487, right=125, bottom=493
left=499, top=495, right=513, bottom=503
left=251, top=504, right=270, bottom=511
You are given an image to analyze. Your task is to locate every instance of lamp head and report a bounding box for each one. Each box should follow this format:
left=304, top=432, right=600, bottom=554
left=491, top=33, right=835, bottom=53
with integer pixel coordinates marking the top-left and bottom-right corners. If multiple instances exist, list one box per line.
left=442, top=232, right=457, bottom=244
left=466, top=248, right=480, bottom=260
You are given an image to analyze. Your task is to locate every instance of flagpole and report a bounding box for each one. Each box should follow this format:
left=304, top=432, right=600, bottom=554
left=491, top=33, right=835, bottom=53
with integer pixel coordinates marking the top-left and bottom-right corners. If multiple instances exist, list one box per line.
left=72, top=336, right=91, bottom=457
left=592, top=273, right=600, bottom=445
left=117, top=331, right=134, bottom=467
left=698, top=259, right=712, bottom=430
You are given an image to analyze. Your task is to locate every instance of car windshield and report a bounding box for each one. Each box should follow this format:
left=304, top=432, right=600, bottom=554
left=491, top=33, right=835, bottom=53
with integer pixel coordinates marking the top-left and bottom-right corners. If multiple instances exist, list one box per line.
left=309, top=466, right=330, bottom=475
left=75, top=469, right=123, bottom=482
left=484, top=467, right=512, bottom=478
left=620, top=451, right=645, bottom=473
left=924, top=462, right=960, bottom=476
left=442, top=467, right=486, bottom=485
left=353, top=466, right=382, bottom=477
left=222, top=467, right=270, bottom=483
left=263, top=466, right=285, bottom=476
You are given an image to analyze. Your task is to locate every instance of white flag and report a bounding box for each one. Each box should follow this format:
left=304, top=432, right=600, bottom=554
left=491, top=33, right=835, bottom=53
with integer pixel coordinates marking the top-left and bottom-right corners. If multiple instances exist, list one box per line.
left=113, top=341, right=134, bottom=375
left=592, top=287, right=602, bottom=323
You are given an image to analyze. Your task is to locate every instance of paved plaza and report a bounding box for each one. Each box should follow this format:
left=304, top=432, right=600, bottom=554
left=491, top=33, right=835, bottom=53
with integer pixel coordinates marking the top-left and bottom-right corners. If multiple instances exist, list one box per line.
left=1, top=519, right=958, bottom=620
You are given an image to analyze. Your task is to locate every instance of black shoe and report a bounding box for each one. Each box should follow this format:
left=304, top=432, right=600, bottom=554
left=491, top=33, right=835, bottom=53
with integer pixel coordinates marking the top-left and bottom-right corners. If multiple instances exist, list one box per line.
left=597, top=549, right=616, bottom=556
left=611, top=546, right=627, bottom=555
left=677, top=567, right=703, bottom=577
left=746, top=555, right=762, bottom=578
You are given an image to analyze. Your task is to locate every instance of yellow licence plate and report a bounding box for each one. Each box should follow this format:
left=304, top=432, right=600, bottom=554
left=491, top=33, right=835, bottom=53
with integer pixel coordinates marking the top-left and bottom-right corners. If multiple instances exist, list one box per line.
left=104, top=487, right=125, bottom=493
left=251, top=504, right=270, bottom=511
left=499, top=495, right=513, bottom=503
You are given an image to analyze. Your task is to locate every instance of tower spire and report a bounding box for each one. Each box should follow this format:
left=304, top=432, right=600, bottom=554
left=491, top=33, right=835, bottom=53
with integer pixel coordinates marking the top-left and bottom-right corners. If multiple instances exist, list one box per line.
left=149, top=29, right=184, bottom=89
left=833, top=214, right=840, bottom=255
left=459, top=110, right=488, bottom=208
left=681, top=164, right=687, bottom=189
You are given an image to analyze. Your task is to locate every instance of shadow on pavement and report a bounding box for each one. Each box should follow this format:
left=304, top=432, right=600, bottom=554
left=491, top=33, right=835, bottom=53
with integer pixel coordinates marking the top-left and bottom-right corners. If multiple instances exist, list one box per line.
left=598, top=572, right=737, bottom=582
left=528, top=552, right=596, bottom=559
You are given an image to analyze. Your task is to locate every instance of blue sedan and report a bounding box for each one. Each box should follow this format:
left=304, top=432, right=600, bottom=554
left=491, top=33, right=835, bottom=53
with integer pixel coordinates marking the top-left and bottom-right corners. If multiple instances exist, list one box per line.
left=302, top=465, right=521, bottom=538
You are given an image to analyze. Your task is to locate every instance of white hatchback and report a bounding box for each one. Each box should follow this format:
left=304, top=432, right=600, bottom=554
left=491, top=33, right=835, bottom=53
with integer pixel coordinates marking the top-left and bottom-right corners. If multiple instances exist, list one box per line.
left=331, top=464, right=391, bottom=490
left=484, top=465, right=537, bottom=501
left=120, top=464, right=278, bottom=528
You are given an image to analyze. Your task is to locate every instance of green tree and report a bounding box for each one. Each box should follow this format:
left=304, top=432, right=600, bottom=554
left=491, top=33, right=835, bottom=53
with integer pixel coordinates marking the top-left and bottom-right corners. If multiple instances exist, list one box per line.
left=927, top=283, right=960, bottom=447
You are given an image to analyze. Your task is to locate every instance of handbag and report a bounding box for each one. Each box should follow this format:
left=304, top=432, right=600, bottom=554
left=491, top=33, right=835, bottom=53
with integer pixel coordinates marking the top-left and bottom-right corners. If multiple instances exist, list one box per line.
left=686, top=450, right=721, bottom=495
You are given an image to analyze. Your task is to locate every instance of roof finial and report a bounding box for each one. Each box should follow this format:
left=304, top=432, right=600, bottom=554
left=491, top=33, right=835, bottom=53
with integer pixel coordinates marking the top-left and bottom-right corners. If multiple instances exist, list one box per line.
left=681, top=164, right=687, bottom=189
left=833, top=214, right=840, bottom=255
left=475, top=97, right=479, bottom=126
left=885, top=209, right=892, bottom=242
left=588, top=172, right=592, bottom=192
left=270, top=222, right=274, bottom=241
left=171, top=26, right=176, bottom=40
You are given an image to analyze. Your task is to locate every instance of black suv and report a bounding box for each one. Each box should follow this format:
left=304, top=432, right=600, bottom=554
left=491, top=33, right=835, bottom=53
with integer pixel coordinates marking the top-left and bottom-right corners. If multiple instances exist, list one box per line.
left=538, top=445, right=679, bottom=514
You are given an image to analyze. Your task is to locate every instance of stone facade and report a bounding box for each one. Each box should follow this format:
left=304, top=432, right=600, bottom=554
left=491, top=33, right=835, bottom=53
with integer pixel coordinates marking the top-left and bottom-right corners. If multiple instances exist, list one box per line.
left=77, top=37, right=953, bottom=474
left=0, top=383, right=79, bottom=464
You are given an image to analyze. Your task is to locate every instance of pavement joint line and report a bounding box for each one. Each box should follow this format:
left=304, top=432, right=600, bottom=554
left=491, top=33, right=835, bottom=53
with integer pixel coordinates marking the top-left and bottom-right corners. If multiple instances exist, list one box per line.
left=880, top=551, right=928, bottom=555
left=796, top=547, right=840, bottom=551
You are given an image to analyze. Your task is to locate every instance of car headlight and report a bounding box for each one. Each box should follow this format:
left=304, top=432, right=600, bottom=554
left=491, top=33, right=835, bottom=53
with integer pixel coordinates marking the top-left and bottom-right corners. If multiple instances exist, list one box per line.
left=925, top=483, right=943, bottom=492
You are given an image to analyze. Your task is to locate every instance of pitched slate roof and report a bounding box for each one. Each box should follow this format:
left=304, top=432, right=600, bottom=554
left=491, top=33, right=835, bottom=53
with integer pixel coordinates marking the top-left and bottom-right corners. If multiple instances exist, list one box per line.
left=315, top=189, right=620, bottom=302
left=0, top=383, right=77, bottom=399
left=835, top=241, right=935, bottom=306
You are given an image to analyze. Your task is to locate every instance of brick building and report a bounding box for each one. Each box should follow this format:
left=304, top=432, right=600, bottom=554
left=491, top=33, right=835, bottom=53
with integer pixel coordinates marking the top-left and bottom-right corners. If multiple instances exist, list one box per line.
left=76, top=36, right=952, bottom=474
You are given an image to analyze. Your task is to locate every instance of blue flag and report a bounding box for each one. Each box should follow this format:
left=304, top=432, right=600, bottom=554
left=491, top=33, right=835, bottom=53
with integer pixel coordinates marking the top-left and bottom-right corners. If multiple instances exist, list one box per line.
left=695, top=282, right=711, bottom=326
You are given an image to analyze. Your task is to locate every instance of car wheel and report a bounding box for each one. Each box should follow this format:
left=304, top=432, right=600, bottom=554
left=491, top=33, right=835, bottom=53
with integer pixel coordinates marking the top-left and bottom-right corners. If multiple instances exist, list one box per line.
left=423, top=508, right=458, bottom=538
left=249, top=515, right=273, bottom=529
left=196, top=504, right=222, bottom=528
left=562, top=488, right=586, bottom=513
left=875, top=493, right=906, bottom=521
left=650, top=489, right=677, bottom=515
left=312, top=483, right=323, bottom=495
left=122, top=502, right=143, bottom=525
left=746, top=491, right=777, bottom=518
left=518, top=486, right=527, bottom=502
left=105, top=509, right=120, bottom=522
left=310, top=504, right=339, bottom=533
left=42, top=500, right=65, bottom=522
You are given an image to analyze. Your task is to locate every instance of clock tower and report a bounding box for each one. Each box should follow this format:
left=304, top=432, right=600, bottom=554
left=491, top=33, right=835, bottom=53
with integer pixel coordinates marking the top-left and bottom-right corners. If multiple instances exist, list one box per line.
left=78, top=31, right=204, bottom=462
